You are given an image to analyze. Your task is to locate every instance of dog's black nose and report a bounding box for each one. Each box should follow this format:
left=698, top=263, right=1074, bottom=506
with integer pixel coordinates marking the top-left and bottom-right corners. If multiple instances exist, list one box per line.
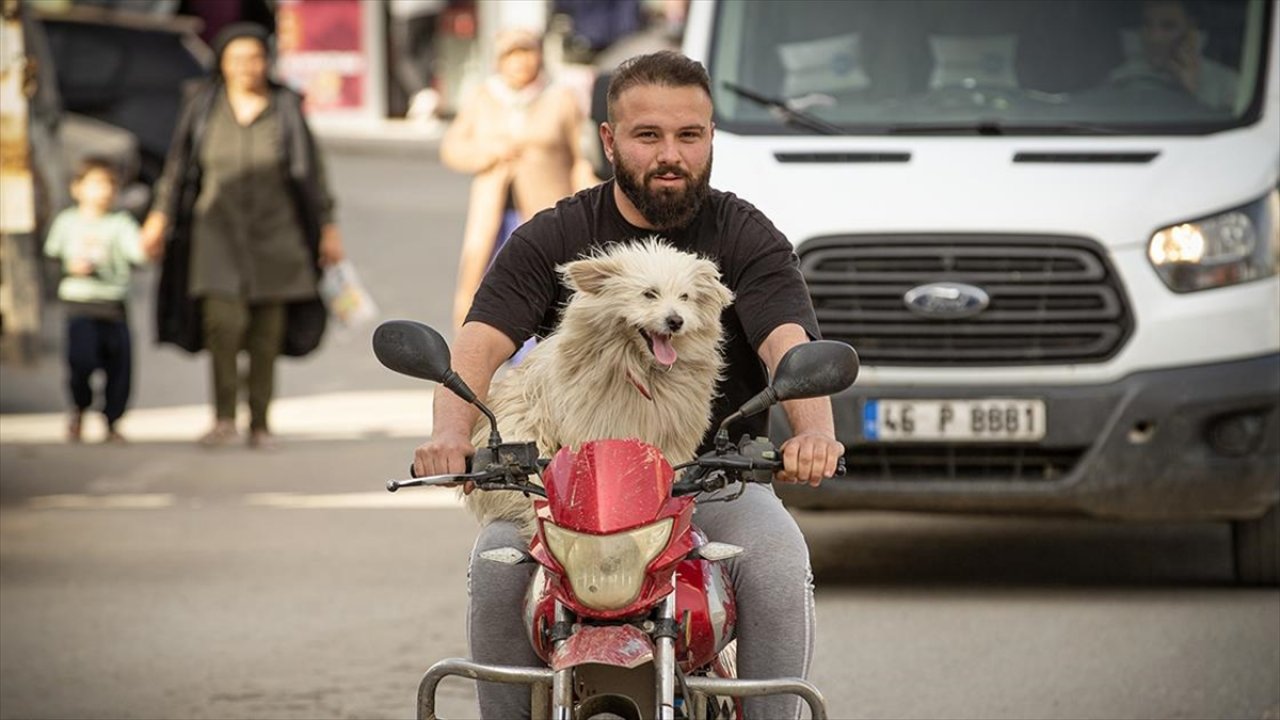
left=665, top=314, right=684, bottom=333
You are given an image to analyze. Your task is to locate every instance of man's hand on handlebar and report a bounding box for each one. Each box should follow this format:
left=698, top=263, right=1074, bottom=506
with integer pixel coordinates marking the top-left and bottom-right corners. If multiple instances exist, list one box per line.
left=776, top=432, right=845, bottom=487
left=413, top=430, right=476, bottom=491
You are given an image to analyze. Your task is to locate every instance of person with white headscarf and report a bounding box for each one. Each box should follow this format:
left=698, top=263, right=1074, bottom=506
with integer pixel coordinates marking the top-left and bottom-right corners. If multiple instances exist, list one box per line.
left=441, top=28, right=598, bottom=330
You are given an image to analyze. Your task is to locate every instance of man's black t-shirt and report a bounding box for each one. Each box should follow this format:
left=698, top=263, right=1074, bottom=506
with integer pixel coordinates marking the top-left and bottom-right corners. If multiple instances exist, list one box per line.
left=466, top=180, right=820, bottom=452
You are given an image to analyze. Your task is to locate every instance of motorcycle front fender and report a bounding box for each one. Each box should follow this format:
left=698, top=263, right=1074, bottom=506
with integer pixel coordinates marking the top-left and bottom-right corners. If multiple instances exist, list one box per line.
left=550, top=623, right=654, bottom=671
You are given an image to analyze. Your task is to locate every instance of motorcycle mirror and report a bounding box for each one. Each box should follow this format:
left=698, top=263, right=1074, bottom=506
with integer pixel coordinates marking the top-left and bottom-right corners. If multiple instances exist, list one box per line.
left=772, top=340, right=860, bottom=402
left=372, top=320, right=454, bottom=383
left=718, top=341, right=860, bottom=435
left=372, top=320, right=501, bottom=445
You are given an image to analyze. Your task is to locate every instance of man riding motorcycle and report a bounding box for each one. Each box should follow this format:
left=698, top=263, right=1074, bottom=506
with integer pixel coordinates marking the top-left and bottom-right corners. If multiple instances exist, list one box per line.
left=413, top=51, right=844, bottom=720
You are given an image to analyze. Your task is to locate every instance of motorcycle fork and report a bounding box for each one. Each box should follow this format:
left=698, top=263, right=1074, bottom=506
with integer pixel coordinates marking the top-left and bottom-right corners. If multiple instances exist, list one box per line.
left=546, top=580, right=681, bottom=720
left=653, top=590, right=678, bottom=720
left=550, top=601, right=574, bottom=720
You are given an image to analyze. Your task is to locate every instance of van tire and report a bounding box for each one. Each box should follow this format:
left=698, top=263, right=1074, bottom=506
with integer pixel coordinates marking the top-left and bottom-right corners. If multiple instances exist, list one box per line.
left=1232, top=504, right=1279, bottom=586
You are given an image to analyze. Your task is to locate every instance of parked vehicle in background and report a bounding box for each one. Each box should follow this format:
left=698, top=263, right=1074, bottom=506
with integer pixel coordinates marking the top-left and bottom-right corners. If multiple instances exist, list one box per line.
left=34, top=4, right=209, bottom=188
left=681, top=0, right=1280, bottom=584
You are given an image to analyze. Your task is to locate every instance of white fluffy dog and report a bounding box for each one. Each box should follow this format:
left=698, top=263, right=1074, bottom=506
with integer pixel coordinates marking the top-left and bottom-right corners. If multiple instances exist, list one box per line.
left=466, top=239, right=735, bottom=536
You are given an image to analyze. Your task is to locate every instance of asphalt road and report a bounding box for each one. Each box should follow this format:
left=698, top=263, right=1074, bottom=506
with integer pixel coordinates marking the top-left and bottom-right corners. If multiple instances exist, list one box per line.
left=1, top=138, right=1277, bottom=720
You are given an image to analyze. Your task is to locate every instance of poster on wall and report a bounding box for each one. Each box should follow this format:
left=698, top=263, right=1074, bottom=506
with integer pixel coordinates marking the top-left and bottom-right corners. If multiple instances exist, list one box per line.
left=275, top=0, right=384, bottom=122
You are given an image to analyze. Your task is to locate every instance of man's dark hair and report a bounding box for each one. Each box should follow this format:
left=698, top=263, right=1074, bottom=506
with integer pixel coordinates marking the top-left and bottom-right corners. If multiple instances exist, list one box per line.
left=606, top=51, right=712, bottom=123
left=73, top=156, right=119, bottom=185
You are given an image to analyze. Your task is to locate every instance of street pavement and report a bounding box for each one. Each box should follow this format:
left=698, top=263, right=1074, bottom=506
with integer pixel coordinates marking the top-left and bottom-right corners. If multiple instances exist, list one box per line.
left=2, top=136, right=1278, bottom=720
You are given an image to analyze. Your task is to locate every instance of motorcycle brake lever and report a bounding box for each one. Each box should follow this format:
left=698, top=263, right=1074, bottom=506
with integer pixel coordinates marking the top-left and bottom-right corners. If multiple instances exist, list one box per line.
left=387, top=467, right=494, bottom=493
left=387, top=475, right=463, bottom=493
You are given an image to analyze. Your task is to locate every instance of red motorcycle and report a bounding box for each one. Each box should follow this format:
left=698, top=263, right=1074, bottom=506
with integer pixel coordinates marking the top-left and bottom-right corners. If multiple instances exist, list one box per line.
left=373, top=321, right=859, bottom=720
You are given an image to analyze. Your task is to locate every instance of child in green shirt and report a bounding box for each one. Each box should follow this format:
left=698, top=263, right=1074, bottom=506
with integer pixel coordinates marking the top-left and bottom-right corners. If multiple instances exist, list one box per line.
left=43, top=158, right=147, bottom=442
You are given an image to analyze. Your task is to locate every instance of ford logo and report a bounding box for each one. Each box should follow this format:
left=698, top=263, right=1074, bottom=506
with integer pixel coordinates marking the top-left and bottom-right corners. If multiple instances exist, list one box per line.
left=903, top=282, right=990, bottom=319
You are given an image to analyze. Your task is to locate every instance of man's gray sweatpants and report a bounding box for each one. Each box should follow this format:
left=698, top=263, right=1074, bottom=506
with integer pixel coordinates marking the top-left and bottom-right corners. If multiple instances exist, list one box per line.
left=467, top=483, right=817, bottom=720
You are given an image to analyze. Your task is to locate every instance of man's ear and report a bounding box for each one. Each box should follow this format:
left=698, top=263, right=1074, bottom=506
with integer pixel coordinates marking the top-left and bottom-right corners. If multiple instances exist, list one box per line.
left=599, top=122, right=615, bottom=165
left=561, top=255, right=624, bottom=295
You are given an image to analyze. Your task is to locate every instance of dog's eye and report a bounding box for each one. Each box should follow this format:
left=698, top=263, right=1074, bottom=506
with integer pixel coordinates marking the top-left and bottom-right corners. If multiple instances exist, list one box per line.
left=679, top=293, right=690, bottom=301
left=643, top=289, right=659, bottom=300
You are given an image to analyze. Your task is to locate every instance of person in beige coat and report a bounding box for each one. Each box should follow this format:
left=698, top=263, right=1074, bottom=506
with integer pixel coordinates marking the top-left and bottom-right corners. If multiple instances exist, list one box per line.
left=442, top=28, right=598, bottom=330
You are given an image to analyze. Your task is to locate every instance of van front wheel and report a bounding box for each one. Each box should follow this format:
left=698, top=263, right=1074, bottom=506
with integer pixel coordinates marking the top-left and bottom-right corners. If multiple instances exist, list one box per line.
left=1232, top=504, right=1279, bottom=586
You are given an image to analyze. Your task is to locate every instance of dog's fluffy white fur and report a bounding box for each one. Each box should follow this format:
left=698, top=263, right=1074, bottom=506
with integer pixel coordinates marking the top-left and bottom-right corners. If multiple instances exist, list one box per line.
left=465, top=239, right=734, bottom=536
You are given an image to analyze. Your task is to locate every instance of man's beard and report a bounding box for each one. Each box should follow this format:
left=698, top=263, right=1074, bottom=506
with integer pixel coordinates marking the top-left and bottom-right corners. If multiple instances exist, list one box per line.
left=613, top=150, right=712, bottom=230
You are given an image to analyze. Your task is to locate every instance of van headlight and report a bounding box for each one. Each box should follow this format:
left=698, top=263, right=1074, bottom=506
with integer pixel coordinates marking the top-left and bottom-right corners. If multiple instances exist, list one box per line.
left=1147, top=190, right=1280, bottom=292
left=543, top=518, right=673, bottom=611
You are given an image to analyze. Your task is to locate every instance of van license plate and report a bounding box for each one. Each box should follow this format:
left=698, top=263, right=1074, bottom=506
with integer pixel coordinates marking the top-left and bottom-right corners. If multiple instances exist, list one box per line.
left=864, top=399, right=1046, bottom=442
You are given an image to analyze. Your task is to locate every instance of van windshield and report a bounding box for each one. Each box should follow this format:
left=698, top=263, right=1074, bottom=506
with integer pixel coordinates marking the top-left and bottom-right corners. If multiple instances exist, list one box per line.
left=709, top=0, right=1271, bottom=135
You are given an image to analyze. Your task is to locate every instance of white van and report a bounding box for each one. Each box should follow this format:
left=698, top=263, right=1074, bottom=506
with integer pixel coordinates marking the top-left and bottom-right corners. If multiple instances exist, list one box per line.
left=681, top=0, right=1280, bottom=583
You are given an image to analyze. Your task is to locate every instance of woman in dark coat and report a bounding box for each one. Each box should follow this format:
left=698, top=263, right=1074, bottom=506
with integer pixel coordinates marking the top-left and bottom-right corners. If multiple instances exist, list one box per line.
left=141, top=23, right=344, bottom=449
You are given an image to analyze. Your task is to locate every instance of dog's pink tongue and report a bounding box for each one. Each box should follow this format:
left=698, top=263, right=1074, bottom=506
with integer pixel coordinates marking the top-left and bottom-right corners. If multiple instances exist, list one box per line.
left=652, top=333, right=678, bottom=366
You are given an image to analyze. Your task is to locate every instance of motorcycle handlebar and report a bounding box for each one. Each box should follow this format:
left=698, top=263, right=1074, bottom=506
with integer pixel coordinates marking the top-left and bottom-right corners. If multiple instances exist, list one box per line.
left=394, top=445, right=547, bottom=496
left=406, top=453, right=474, bottom=480
left=387, top=469, right=548, bottom=497
left=671, top=439, right=847, bottom=496
left=394, top=438, right=845, bottom=496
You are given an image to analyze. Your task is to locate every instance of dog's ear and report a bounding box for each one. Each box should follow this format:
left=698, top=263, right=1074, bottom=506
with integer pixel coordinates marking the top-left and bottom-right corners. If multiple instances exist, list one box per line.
left=694, top=259, right=735, bottom=309
left=561, top=255, right=624, bottom=296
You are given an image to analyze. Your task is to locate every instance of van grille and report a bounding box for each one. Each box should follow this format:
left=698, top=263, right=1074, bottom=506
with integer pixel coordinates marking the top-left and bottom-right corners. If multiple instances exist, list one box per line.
left=847, top=444, right=1086, bottom=482
left=799, top=235, right=1132, bottom=365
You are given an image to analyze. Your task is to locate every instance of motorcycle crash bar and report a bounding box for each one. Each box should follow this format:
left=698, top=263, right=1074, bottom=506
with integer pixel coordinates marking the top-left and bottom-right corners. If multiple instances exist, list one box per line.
left=414, top=657, right=829, bottom=720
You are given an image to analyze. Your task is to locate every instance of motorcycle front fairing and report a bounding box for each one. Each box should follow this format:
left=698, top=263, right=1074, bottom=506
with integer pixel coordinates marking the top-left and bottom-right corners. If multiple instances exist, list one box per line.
left=531, top=439, right=698, bottom=620
left=526, top=536, right=737, bottom=672
left=542, top=439, right=684, bottom=533
left=524, top=439, right=737, bottom=671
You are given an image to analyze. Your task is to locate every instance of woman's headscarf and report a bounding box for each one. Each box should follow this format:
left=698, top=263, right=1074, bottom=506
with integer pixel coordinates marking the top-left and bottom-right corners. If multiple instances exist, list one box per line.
left=488, top=27, right=547, bottom=112
left=210, top=22, right=273, bottom=77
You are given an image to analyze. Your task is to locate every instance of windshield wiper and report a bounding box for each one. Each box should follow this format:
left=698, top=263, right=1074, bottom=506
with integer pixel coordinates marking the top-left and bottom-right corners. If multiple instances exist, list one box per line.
left=721, top=81, right=845, bottom=135
left=716, top=88, right=1126, bottom=136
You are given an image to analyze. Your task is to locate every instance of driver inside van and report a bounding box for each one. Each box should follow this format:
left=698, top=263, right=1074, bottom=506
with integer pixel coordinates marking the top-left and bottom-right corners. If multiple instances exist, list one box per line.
left=1110, top=0, right=1240, bottom=109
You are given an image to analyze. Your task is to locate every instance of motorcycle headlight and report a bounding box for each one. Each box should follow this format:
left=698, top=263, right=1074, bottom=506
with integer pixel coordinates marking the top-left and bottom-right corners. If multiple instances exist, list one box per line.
left=1147, top=190, right=1280, bottom=293
left=543, top=518, right=673, bottom=611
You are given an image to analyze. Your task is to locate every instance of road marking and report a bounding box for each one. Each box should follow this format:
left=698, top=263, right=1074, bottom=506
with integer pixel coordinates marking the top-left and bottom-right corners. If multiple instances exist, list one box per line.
left=23, top=491, right=464, bottom=511
left=0, top=390, right=434, bottom=445
left=27, top=494, right=177, bottom=510
left=245, top=491, right=464, bottom=509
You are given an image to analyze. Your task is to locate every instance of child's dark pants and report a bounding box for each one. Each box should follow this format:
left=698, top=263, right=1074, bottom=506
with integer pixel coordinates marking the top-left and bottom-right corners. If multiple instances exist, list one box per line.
left=65, top=315, right=132, bottom=427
